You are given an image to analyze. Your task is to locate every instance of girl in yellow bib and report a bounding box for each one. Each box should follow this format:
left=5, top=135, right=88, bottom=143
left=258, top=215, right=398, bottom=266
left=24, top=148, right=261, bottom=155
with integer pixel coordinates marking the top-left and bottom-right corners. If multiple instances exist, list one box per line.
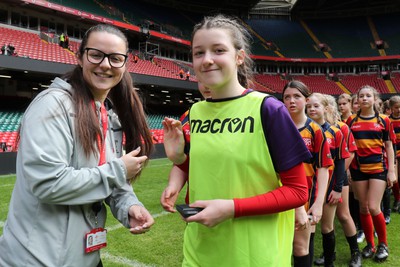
left=163, top=14, right=311, bottom=267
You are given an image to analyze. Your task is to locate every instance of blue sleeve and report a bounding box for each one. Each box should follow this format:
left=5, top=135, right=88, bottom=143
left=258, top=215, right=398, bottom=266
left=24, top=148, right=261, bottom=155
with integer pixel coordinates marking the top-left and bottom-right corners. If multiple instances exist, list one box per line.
left=261, top=97, right=311, bottom=172
left=333, top=158, right=345, bottom=193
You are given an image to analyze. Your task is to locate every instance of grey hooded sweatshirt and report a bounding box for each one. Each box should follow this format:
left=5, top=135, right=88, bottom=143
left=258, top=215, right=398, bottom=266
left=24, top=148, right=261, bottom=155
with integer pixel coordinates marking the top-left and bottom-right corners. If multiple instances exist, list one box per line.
left=0, top=78, right=143, bottom=266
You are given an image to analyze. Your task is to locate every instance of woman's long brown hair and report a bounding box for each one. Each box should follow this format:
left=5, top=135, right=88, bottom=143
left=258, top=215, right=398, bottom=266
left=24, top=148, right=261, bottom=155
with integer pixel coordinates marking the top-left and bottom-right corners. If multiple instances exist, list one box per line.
left=63, top=24, right=153, bottom=181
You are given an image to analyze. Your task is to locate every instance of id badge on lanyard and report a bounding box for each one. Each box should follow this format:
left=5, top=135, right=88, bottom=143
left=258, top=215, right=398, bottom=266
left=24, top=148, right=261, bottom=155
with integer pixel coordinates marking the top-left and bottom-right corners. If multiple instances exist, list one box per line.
left=85, top=101, right=108, bottom=253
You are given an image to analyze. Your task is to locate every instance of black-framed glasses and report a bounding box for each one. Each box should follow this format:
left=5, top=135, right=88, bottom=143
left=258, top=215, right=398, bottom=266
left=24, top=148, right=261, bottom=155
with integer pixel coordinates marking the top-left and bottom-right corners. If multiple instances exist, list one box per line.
left=85, top=48, right=128, bottom=68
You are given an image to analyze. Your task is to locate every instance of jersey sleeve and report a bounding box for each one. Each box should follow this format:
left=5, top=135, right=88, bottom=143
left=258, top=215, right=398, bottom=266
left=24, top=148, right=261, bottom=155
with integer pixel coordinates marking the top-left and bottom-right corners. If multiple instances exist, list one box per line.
left=386, top=116, right=396, bottom=143
left=180, top=110, right=191, bottom=155
left=312, top=125, right=333, bottom=168
left=335, top=128, right=348, bottom=160
left=234, top=162, right=308, bottom=217
left=261, top=97, right=311, bottom=172
left=341, top=122, right=357, bottom=153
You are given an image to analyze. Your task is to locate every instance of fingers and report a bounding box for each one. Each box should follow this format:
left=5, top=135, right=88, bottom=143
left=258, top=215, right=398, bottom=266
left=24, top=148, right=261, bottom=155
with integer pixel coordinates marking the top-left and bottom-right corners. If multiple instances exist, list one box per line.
left=160, top=190, right=176, bottom=212
left=162, top=118, right=183, bottom=131
left=129, top=224, right=150, bottom=234
left=126, top=146, right=141, bottom=156
left=308, top=214, right=321, bottom=225
left=190, top=200, right=206, bottom=208
left=129, top=206, right=155, bottom=234
left=295, top=220, right=310, bottom=231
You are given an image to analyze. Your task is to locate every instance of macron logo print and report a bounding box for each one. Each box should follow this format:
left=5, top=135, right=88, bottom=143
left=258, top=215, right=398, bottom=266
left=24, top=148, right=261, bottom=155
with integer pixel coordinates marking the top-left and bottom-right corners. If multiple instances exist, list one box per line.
left=191, top=116, right=255, bottom=134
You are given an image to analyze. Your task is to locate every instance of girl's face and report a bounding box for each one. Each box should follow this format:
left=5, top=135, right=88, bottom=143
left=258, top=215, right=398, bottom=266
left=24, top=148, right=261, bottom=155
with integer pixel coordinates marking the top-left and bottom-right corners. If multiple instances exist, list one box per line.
left=192, top=28, right=244, bottom=95
left=352, top=98, right=360, bottom=113
left=338, top=98, right=351, bottom=115
left=358, top=88, right=375, bottom=112
left=391, top=102, right=400, bottom=117
left=306, top=95, right=326, bottom=124
left=282, top=87, right=306, bottom=116
left=78, top=31, right=127, bottom=101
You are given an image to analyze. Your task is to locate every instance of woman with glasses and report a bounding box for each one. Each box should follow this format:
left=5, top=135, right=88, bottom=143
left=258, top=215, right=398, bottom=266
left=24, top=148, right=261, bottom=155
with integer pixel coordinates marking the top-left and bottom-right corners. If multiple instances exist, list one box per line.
left=0, top=24, right=154, bottom=267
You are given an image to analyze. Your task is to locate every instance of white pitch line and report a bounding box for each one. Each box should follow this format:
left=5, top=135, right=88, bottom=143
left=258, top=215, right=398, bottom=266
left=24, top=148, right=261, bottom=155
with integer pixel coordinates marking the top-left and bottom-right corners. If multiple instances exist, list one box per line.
left=103, top=211, right=170, bottom=267
left=0, top=221, right=4, bottom=228
left=147, top=163, right=172, bottom=168
left=0, top=183, right=14, bottom=188
left=102, top=252, right=157, bottom=267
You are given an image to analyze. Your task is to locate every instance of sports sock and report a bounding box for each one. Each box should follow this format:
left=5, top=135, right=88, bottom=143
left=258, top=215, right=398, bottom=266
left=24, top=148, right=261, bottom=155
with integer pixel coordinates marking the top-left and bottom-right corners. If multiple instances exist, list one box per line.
left=360, top=213, right=375, bottom=246
left=345, top=234, right=360, bottom=253
left=372, top=212, right=387, bottom=246
left=393, top=182, right=400, bottom=201
left=293, top=254, right=310, bottom=267
left=322, top=230, right=335, bottom=266
left=309, top=232, right=315, bottom=265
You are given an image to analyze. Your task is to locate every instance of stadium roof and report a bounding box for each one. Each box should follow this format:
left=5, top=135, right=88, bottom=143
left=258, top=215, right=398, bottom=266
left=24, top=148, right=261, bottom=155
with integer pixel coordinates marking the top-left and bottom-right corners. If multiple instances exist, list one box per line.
left=140, top=0, right=261, bottom=14
left=250, top=0, right=400, bottom=17
left=143, top=0, right=400, bottom=18
left=252, top=0, right=298, bottom=10
left=292, top=0, right=400, bottom=18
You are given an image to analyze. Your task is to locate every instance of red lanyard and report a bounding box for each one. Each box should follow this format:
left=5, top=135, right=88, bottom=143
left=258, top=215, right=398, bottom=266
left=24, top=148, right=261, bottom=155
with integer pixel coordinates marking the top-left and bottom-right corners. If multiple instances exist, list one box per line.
left=92, top=101, right=108, bottom=166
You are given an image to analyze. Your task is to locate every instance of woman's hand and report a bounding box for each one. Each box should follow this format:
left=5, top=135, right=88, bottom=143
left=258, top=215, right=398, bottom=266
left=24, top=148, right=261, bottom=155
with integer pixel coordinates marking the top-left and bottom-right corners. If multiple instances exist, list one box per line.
left=128, top=205, right=154, bottom=234
left=120, top=147, right=148, bottom=182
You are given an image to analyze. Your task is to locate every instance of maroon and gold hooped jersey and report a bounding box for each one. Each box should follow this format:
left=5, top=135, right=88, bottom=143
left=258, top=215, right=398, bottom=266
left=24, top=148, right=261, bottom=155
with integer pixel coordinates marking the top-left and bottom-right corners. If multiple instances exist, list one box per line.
left=347, top=113, right=394, bottom=174
left=299, top=118, right=333, bottom=209
left=322, top=122, right=348, bottom=199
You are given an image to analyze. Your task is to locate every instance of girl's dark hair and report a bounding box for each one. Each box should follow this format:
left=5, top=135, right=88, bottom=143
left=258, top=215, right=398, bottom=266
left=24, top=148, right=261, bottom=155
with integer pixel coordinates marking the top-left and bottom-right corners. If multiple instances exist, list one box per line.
left=282, top=80, right=311, bottom=98
left=63, top=24, right=153, bottom=181
left=382, top=99, right=390, bottom=114
left=191, top=14, right=254, bottom=89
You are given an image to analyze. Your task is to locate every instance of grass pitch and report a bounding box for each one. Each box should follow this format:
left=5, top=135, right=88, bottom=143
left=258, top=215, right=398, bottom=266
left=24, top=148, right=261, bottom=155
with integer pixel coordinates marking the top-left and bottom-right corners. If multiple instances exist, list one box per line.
left=1, top=158, right=400, bottom=266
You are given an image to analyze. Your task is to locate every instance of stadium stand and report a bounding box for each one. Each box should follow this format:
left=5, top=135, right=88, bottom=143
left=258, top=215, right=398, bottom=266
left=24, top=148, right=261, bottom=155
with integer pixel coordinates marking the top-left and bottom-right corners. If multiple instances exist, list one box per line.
left=372, top=13, right=400, bottom=56
left=292, top=74, right=344, bottom=94
left=0, top=24, right=196, bottom=81
left=306, top=16, right=380, bottom=58
left=0, top=26, right=77, bottom=64
left=339, top=73, right=390, bottom=94
left=0, top=111, right=22, bottom=152
left=49, top=0, right=120, bottom=21
left=1, top=1, right=400, bottom=152
left=254, top=74, right=287, bottom=93
left=126, top=53, right=197, bottom=81
left=0, top=111, right=180, bottom=151
left=246, top=18, right=324, bottom=58
left=386, top=72, right=400, bottom=92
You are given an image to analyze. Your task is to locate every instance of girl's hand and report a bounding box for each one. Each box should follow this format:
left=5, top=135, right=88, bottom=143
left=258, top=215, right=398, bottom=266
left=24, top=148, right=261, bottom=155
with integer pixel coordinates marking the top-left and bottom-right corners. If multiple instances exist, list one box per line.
left=295, top=206, right=310, bottom=230
left=328, top=191, right=342, bottom=205
left=387, top=170, right=396, bottom=188
left=183, top=199, right=234, bottom=228
left=160, top=184, right=181, bottom=212
left=307, top=202, right=323, bottom=225
left=162, top=118, right=186, bottom=164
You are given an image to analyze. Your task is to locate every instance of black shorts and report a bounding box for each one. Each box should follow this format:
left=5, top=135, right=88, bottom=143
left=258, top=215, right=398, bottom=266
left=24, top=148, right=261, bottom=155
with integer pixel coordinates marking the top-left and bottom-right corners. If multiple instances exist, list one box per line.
left=350, top=169, right=387, bottom=182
